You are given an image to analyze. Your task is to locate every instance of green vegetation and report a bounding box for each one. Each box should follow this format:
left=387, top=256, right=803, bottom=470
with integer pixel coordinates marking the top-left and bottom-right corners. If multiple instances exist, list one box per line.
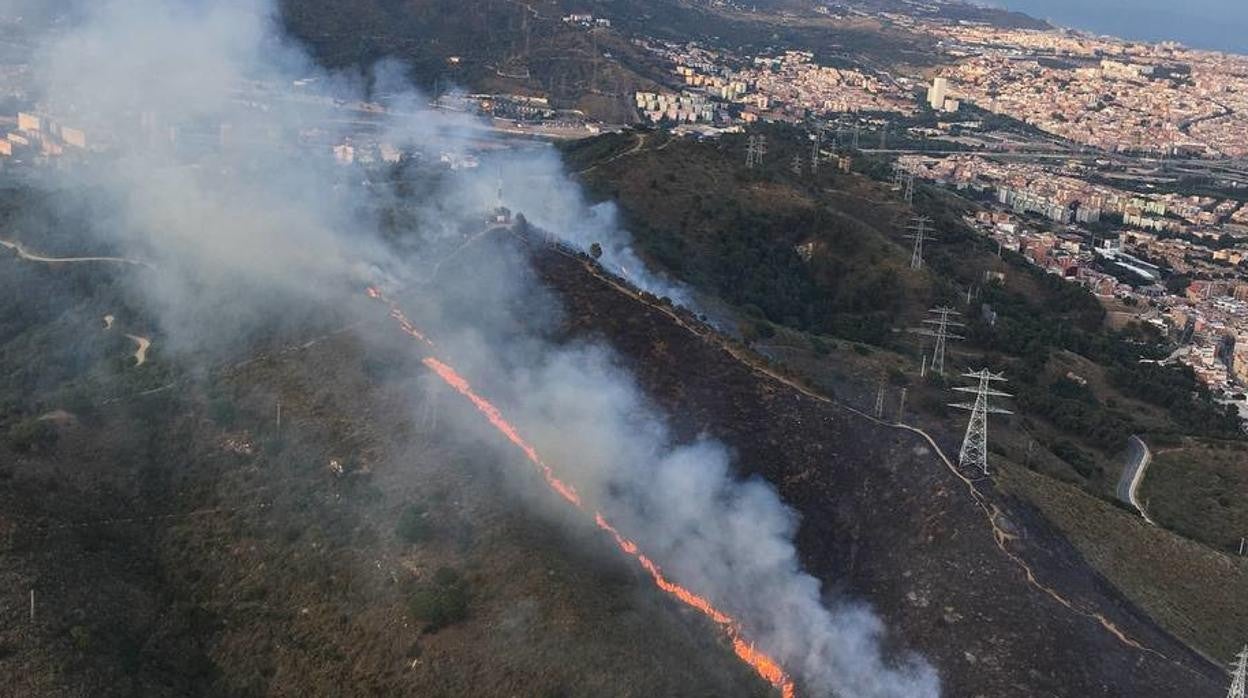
left=564, top=127, right=933, bottom=346
left=408, top=566, right=470, bottom=632
left=6, top=417, right=58, bottom=453
left=396, top=502, right=433, bottom=544
left=1141, top=441, right=1248, bottom=554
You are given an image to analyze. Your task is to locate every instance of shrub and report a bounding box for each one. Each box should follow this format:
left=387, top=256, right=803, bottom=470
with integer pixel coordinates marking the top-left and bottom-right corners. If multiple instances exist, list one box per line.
left=408, top=566, right=468, bottom=632
left=6, top=418, right=57, bottom=453
left=396, top=504, right=431, bottom=544
left=208, top=397, right=238, bottom=427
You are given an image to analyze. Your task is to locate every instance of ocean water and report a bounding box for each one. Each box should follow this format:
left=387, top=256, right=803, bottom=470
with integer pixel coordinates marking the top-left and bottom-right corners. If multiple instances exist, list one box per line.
left=989, top=0, right=1248, bottom=55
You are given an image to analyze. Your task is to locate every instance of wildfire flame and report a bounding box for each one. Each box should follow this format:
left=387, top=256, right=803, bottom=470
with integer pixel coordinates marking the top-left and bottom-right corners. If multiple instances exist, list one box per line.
left=368, top=287, right=796, bottom=697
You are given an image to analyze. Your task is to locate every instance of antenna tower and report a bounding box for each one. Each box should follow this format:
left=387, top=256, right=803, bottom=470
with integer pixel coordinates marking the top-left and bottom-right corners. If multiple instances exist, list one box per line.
left=949, top=369, right=1013, bottom=476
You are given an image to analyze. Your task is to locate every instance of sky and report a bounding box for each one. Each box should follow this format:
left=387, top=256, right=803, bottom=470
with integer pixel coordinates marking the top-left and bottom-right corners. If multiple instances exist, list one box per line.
left=990, top=0, right=1248, bottom=54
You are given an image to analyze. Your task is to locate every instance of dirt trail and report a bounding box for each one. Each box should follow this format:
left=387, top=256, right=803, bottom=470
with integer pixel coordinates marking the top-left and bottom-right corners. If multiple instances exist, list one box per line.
left=0, top=238, right=150, bottom=267
left=576, top=132, right=649, bottom=175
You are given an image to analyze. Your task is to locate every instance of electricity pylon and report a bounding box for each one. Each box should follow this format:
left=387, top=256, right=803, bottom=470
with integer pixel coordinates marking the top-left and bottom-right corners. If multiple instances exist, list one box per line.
left=1230, top=646, right=1248, bottom=698
left=950, top=370, right=1013, bottom=476
left=905, top=216, right=933, bottom=270
left=746, top=134, right=767, bottom=169
left=910, top=307, right=964, bottom=377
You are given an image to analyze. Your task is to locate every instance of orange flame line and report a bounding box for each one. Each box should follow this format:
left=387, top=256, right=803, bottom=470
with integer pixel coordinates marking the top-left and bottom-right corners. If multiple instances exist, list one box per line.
left=369, top=288, right=795, bottom=697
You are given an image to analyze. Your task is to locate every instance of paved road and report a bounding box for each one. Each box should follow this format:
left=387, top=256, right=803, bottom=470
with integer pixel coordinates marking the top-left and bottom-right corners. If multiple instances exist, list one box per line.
left=1116, top=435, right=1156, bottom=524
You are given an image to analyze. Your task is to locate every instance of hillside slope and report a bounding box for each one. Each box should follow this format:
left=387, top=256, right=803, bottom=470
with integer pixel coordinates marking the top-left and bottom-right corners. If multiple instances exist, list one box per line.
left=518, top=231, right=1224, bottom=697
left=0, top=243, right=770, bottom=697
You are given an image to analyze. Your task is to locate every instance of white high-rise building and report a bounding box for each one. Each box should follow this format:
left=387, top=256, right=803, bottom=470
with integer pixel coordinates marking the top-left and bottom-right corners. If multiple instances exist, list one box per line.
left=928, top=77, right=949, bottom=111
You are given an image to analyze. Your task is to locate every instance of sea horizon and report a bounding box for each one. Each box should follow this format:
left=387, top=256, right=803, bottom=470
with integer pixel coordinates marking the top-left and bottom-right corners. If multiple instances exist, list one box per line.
left=986, top=0, right=1248, bottom=55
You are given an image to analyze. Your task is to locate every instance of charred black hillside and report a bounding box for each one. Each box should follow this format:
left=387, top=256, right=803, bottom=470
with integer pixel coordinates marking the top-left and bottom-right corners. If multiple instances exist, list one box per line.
left=524, top=239, right=1225, bottom=697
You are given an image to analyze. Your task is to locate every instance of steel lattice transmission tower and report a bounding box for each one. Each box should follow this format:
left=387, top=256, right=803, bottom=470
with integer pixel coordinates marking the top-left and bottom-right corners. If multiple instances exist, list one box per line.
left=1230, top=646, right=1248, bottom=698
left=910, top=306, right=965, bottom=377
left=745, top=134, right=767, bottom=169
left=905, top=216, right=933, bottom=270
left=950, top=370, right=1013, bottom=476
left=891, top=163, right=913, bottom=199
left=892, top=163, right=906, bottom=189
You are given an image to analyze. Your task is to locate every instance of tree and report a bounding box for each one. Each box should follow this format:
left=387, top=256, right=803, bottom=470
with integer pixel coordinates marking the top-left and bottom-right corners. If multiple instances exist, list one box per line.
left=589, top=242, right=603, bottom=260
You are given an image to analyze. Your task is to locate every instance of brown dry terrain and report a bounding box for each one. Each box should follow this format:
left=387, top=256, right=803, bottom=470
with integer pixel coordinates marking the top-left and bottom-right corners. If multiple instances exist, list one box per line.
left=0, top=252, right=770, bottom=697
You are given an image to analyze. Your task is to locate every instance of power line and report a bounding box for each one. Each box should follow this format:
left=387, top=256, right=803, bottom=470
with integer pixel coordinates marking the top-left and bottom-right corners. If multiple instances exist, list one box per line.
left=949, top=369, right=1013, bottom=476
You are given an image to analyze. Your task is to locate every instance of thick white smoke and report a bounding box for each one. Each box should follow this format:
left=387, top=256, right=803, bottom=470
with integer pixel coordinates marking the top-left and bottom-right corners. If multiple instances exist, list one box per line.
left=23, top=0, right=940, bottom=695
left=491, top=345, right=939, bottom=697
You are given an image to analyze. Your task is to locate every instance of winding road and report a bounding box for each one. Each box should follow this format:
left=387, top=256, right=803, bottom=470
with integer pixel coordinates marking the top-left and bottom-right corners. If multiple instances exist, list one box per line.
left=1116, top=435, right=1156, bottom=525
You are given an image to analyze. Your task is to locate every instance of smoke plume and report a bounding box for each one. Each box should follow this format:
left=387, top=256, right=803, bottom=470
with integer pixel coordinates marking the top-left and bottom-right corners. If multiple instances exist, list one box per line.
left=22, top=0, right=940, bottom=695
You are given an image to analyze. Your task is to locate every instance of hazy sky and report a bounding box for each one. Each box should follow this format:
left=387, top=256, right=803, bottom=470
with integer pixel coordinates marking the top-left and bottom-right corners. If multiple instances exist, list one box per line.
left=992, top=0, right=1248, bottom=54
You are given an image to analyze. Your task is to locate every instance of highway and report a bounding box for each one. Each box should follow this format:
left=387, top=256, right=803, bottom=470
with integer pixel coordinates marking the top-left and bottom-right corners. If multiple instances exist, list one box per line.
left=1116, top=435, right=1156, bottom=525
